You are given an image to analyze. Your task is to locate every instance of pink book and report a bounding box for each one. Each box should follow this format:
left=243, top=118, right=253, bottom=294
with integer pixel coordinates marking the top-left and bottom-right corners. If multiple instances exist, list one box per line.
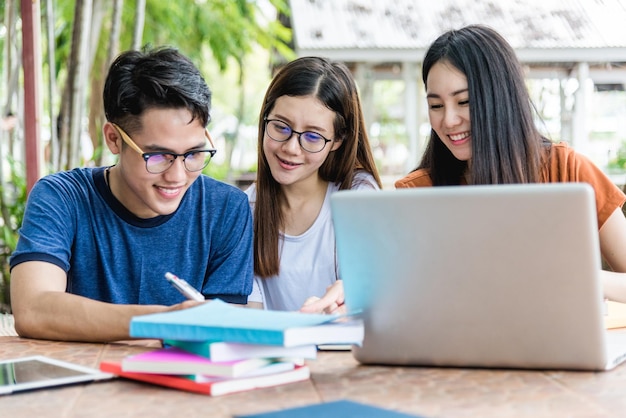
left=121, top=347, right=271, bottom=378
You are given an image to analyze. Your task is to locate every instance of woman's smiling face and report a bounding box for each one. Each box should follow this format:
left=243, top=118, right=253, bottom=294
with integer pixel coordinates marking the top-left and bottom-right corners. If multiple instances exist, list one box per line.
left=426, top=60, right=472, bottom=162
left=263, top=95, right=340, bottom=188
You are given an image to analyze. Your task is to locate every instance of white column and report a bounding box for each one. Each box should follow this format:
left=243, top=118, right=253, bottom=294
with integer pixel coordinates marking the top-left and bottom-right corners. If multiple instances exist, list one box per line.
left=559, top=78, right=571, bottom=143
left=354, top=63, right=375, bottom=132
left=572, top=62, right=590, bottom=153
left=403, top=62, right=420, bottom=172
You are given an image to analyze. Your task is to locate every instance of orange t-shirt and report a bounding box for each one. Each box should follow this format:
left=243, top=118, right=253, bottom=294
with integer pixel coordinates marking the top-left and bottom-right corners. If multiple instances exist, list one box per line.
left=394, top=142, right=626, bottom=228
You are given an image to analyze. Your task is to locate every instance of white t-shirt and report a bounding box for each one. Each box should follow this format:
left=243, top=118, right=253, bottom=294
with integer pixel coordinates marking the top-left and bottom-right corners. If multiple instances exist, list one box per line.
left=245, top=171, right=379, bottom=311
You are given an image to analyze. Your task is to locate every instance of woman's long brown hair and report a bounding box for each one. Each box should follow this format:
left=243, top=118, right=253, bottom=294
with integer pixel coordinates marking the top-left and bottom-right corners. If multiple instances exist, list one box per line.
left=254, top=57, right=381, bottom=278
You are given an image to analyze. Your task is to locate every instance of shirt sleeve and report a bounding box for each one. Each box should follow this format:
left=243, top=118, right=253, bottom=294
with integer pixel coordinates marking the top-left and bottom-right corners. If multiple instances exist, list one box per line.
left=351, top=170, right=380, bottom=190
left=547, top=143, right=626, bottom=228
left=395, top=169, right=434, bottom=188
left=10, top=175, right=77, bottom=272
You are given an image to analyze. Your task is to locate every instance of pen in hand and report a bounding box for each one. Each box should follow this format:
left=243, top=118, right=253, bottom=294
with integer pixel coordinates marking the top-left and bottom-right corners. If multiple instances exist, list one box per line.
left=165, top=272, right=205, bottom=302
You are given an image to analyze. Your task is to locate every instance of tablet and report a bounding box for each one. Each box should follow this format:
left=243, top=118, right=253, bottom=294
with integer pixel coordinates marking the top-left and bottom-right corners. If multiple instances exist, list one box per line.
left=0, top=355, right=114, bottom=395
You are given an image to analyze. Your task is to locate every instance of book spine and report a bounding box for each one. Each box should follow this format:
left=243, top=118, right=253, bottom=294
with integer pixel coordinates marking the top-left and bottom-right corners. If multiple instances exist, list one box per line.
left=100, top=361, right=215, bottom=395
left=129, top=324, right=286, bottom=346
left=164, top=340, right=318, bottom=361
left=99, top=361, right=311, bottom=397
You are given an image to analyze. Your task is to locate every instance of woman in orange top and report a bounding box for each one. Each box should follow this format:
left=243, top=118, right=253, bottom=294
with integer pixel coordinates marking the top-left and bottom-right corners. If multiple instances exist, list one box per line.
left=395, top=24, right=626, bottom=301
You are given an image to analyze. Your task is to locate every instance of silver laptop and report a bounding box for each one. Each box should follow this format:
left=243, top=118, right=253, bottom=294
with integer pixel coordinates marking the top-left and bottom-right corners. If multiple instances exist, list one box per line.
left=331, top=183, right=626, bottom=371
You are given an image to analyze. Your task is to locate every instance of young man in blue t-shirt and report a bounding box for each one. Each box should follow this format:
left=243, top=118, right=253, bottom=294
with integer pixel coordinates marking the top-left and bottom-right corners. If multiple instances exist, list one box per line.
left=10, top=47, right=256, bottom=342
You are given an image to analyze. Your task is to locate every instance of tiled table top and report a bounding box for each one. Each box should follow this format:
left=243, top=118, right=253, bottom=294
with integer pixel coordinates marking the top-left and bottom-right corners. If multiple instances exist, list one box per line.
left=1, top=336, right=626, bottom=417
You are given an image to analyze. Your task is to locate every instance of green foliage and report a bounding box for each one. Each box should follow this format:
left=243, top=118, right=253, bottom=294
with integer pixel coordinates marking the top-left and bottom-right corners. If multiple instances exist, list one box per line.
left=0, top=0, right=294, bottom=311
left=0, top=158, right=28, bottom=313
left=138, top=0, right=292, bottom=71
left=607, top=141, right=626, bottom=173
left=204, top=160, right=230, bottom=181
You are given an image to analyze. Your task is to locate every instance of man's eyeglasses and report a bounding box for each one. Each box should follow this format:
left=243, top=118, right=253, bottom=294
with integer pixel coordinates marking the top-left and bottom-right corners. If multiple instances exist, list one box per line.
left=264, top=118, right=333, bottom=153
left=111, top=123, right=217, bottom=174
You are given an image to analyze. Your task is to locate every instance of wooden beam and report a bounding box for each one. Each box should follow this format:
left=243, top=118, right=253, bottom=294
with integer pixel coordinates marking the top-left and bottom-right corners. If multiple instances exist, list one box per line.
left=21, top=0, right=42, bottom=193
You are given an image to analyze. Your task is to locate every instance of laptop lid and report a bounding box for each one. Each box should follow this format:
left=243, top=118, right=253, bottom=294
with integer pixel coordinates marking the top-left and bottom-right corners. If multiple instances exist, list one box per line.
left=331, top=183, right=614, bottom=370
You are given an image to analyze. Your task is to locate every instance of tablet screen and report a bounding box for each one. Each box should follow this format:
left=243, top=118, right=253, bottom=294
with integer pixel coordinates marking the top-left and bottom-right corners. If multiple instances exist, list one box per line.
left=0, top=356, right=114, bottom=395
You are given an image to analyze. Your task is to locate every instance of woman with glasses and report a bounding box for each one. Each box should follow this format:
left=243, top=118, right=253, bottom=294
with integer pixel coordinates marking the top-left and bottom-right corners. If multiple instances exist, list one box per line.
left=10, top=47, right=254, bottom=342
left=245, top=56, right=382, bottom=313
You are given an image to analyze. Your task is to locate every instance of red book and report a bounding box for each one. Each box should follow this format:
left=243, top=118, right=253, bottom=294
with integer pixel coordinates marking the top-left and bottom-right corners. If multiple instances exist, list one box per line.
left=99, top=360, right=310, bottom=396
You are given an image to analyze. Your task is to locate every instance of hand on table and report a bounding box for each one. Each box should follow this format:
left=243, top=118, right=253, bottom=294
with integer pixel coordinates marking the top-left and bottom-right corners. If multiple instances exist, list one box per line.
left=299, top=280, right=346, bottom=314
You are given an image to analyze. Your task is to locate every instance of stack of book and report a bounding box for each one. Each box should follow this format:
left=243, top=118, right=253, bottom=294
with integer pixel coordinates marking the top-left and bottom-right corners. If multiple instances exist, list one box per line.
left=100, top=300, right=363, bottom=396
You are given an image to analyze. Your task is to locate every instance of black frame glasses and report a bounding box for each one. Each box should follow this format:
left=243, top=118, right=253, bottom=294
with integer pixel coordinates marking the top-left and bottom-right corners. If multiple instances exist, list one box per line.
left=111, top=123, right=217, bottom=174
left=264, top=118, right=333, bottom=153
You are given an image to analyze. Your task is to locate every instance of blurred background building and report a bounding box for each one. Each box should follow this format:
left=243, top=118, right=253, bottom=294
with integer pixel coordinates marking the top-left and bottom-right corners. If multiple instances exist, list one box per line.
left=287, top=0, right=626, bottom=185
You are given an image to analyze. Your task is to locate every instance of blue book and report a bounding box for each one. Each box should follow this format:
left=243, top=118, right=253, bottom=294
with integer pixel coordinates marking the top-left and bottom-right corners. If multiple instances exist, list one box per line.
left=234, top=400, right=424, bottom=417
left=130, top=300, right=363, bottom=347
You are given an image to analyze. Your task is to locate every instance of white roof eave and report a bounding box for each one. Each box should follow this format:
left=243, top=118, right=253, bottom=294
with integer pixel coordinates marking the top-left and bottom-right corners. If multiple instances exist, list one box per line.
left=295, top=47, right=626, bottom=65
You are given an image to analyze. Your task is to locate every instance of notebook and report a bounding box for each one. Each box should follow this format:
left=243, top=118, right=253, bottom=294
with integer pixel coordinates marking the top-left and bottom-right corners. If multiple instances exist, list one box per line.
left=331, top=183, right=626, bottom=371
left=234, top=399, right=423, bottom=417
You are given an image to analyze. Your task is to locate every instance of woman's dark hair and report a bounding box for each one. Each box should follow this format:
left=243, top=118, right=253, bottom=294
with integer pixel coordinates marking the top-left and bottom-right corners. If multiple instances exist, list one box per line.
left=253, top=56, right=381, bottom=278
left=418, top=24, right=550, bottom=185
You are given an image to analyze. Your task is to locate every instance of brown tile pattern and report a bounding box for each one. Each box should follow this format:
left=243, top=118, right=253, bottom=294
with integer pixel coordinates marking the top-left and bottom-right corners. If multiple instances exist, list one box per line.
left=1, top=337, right=625, bottom=417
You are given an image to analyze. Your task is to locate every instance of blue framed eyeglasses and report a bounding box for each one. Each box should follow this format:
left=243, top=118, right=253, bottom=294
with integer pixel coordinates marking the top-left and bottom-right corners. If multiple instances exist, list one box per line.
left=264, top=118, right=333, bottom=153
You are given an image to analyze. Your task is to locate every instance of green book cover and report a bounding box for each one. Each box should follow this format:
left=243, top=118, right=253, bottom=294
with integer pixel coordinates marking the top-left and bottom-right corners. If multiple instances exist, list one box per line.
left=163, top=339, right=318, bottom=362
